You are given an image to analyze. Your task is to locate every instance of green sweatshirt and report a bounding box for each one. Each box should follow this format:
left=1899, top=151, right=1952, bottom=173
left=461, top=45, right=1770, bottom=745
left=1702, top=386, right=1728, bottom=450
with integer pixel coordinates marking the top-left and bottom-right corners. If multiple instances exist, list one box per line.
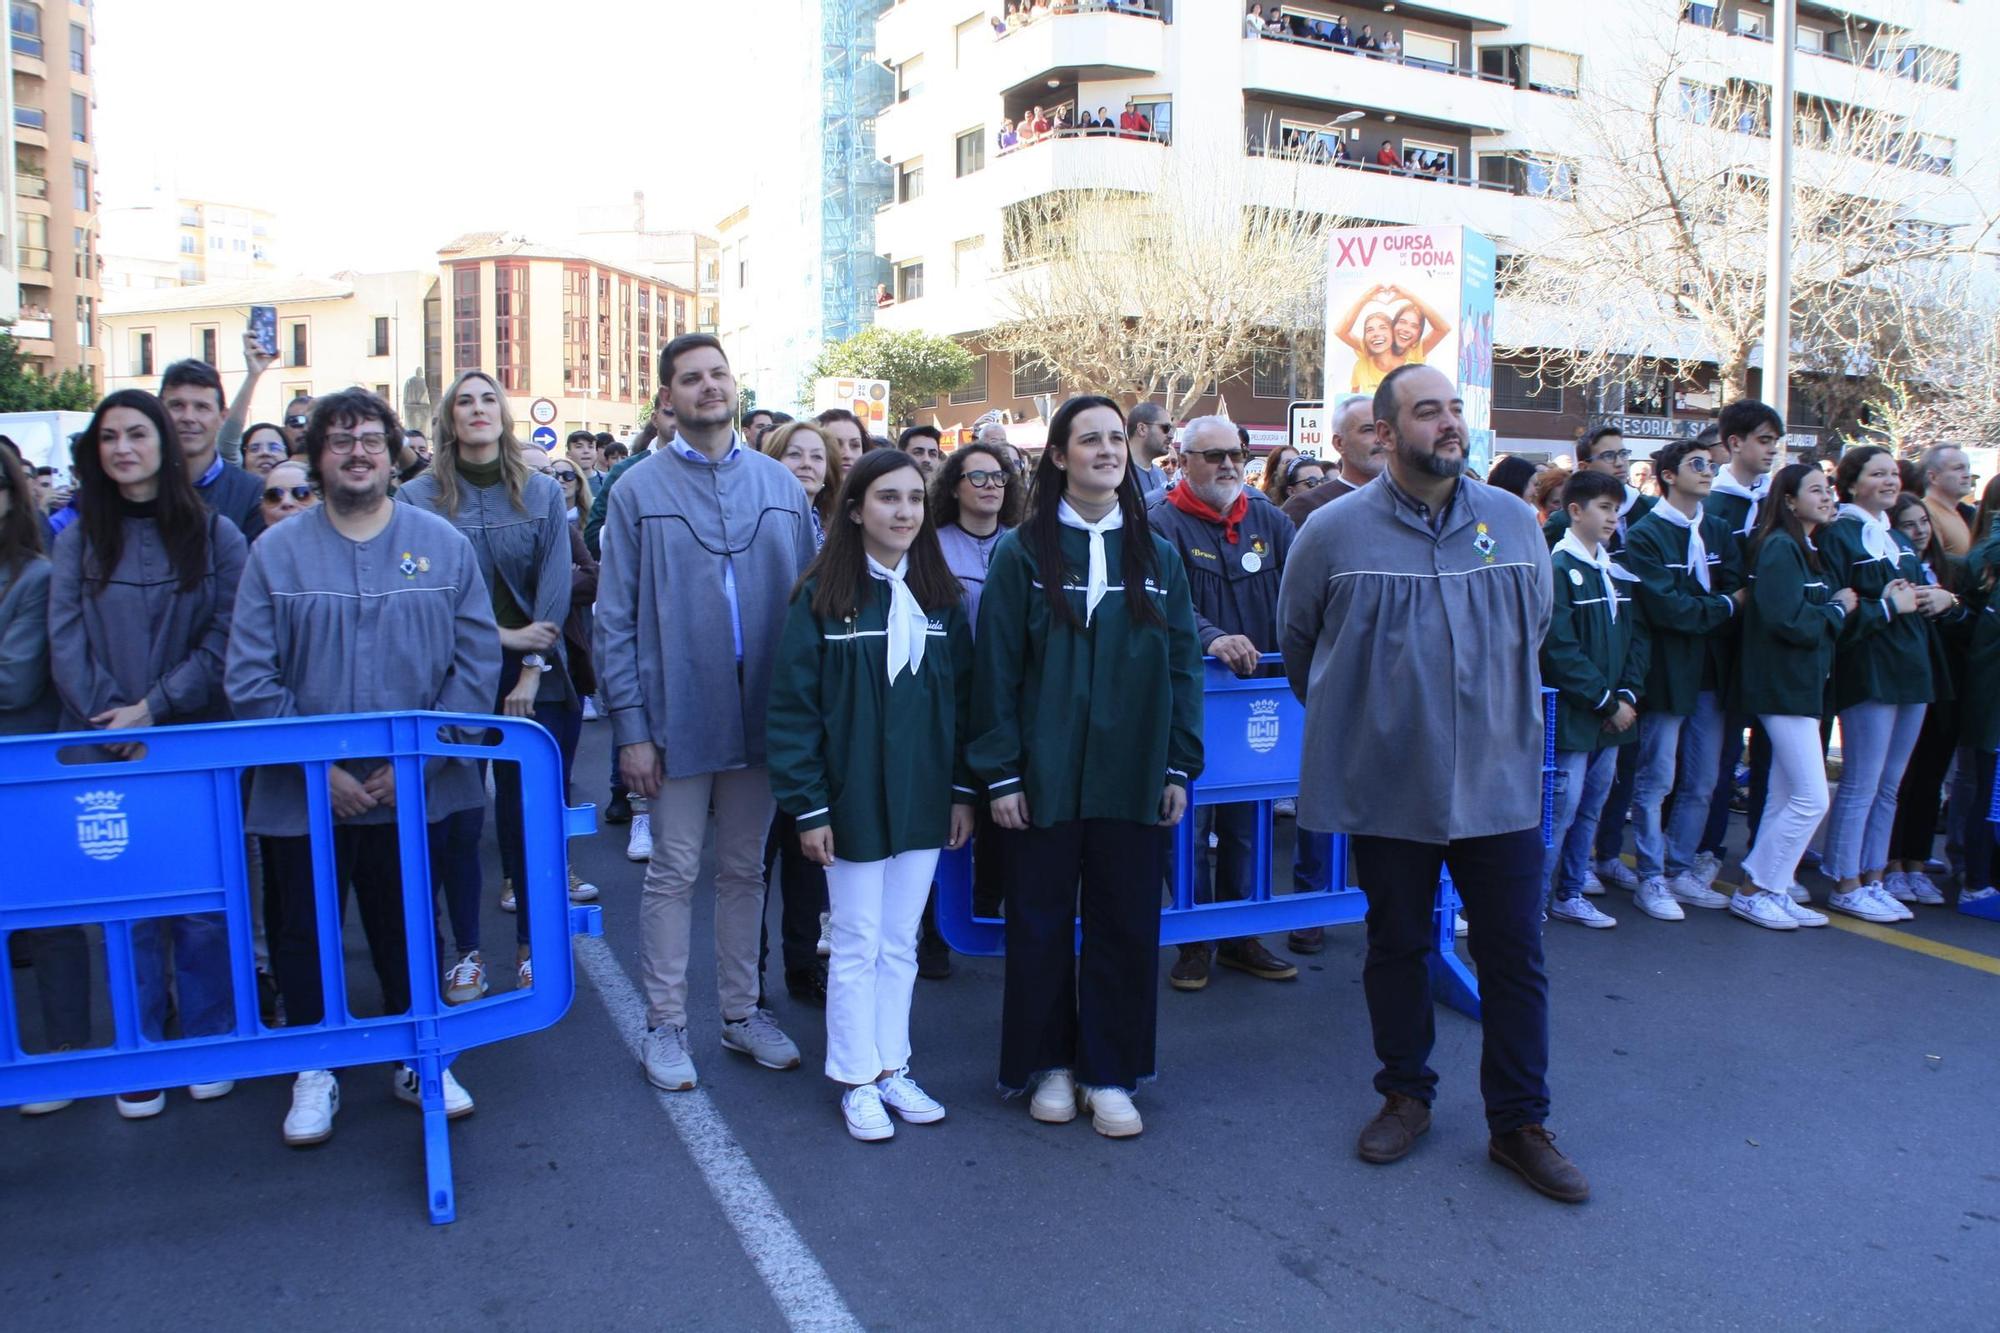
left=1621, top=503, right=1742, bottom=715
left=1734, top=531, right=1844, bottom=718
left=969, top=525, right=1204, bottom=827
left=765, top=574, right=975, bottom=863
left=1960, top=530, right=2000, bottom=752
left=1817, top=513, right=1944, bottom=711
left=1543, top=545, right=1650, bottom=752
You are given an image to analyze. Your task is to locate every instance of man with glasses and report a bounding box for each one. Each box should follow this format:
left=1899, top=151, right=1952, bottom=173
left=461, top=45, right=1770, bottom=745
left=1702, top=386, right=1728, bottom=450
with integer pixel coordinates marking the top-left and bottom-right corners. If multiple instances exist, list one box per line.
left=1127, top=401, right=1174, bottom=496
left=226, top=388, right=499, bottom=1146
left=1543, top=426, right=1654, bottom=556
left=1150, top=416, right=1299, bottom=991
left=1619, top=438, right=1745, bottom=922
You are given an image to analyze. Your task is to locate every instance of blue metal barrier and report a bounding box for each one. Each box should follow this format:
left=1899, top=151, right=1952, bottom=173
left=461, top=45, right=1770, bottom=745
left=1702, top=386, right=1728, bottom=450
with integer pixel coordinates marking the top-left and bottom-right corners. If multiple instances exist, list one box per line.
left=0, top=712, right=600, bottom=1224
left=935, top=655, right=1558, bottom=1019
left=1968, top=754, right=2000, bottom=922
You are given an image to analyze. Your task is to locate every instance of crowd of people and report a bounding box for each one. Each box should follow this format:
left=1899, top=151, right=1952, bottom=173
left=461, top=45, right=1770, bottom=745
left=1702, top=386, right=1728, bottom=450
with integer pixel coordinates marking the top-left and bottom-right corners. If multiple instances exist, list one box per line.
left=2, top=333, right=1995, bottom=1210
left=998, top=101, right=1162, bottom=153
left=1245, top=4, right=1402, bottom=63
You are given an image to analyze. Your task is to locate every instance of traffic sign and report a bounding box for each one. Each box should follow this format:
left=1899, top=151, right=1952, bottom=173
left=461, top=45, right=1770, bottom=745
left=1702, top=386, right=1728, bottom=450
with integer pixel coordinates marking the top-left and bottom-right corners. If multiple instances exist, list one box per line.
left=529, top=398, right=558, bottom=427
left=531, top=425, right=558, bottom=449
left=1288, top=401, right=1327, bottom=459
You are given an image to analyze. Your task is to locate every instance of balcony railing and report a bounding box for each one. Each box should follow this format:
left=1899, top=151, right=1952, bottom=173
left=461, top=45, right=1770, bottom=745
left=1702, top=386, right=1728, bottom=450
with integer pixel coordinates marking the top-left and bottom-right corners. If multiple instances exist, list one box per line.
left=1247, top=23, right=1512, bottom=87
left=993, top=2, right=1162, bottom=39
left=13, top=106, right=44, bottom=130
left=16, top=172, right=45, bottom=199
left=11, top=32, right=42, bottom=58
left=1246, top=142, right=1514, bottom=194
left=997, top=120, right=1170, bottom=156
left=17, top=246, right=51, bottom=271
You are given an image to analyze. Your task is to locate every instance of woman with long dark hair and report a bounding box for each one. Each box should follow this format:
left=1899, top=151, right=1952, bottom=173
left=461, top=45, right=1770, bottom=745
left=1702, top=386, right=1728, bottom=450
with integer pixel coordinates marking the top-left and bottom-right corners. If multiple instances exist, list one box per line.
left=46, top=389, right=248, bottom=1117
left=766, top=449, right=974, bottom=1140
left=1883, top=492, right=1967, bottom=903
left=1728, top=464, right=1854, bottom=927
left=970, top=393, right=1203, bottom=1138
left=396, top=372, right=576, bottom=998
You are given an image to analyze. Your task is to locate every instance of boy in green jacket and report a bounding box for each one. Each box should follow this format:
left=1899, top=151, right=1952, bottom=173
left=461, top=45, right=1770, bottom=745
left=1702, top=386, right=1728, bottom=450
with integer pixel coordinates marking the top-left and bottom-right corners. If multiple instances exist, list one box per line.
left=1541, top=471, right=1649, bottom=928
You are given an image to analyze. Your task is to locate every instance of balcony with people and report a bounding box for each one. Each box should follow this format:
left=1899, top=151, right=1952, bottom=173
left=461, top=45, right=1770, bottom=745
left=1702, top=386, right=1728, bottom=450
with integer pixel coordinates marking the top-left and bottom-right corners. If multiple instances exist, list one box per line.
left=985, top=0, right=1169, bottom=89
left=1679, top=3, right=1956, bottom=92
left=1239, top=5, right=1515, bottom=133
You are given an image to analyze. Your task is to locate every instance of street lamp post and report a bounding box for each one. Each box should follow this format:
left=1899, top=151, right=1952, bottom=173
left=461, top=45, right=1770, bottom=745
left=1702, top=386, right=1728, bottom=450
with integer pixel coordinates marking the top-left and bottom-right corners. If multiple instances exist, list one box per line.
left=1764, top=0, right=1797, bottom=417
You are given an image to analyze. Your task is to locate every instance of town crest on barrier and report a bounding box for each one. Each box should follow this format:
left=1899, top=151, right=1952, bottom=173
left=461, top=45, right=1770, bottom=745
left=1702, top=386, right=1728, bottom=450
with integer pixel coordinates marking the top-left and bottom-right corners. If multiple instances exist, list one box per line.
left=75, top=789, right=130, bottom=863
left=1247, top=698, right=1281, bottom=755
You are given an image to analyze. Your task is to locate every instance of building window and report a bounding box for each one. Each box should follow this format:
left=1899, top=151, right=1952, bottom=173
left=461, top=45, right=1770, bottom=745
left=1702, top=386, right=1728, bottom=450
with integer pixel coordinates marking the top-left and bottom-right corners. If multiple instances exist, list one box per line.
left=375, top=383, right=392, bottom=401
left=1011, top=355, right=1058, bottom=398
left=179, top=234, right=196, bottom=254
left=197, top=325, right=218, bottom=366
left=1493, top=363, right=1561, bottom=413
left=954, top=15, right=982, bottom=67
left=898, top=159, right=925, bottom=203
left=453, top=266, right=481, bottom=372
left=72, top=161, right=89, bottom=211
left=285, top=319, right=310, bottom=368
left=953, top=236, right=986, bottom=287
left=673, top=294, right=687, bottom=338
left=563, top=265, right=589, bottom=393
left=896, top=261, right=925, bottom=302
left=494, top=261, right=530, bottom=391
left=72, top=226, right=87, bottom=278
left=596, top=273, right=611, bottom=395
left=948, top=352, right=988, bottom=406
left=76, top=296, right=92, bottom=348
left=637, top=287, right=653, bottom=402
left=896, top=55, right=925, bottom=103
left=618, top=277, right=633, bottom=399
left=1128, top=98, right=1172, bottom=144
left=68, top=20, right=82, bottom=72
left=1252, top=349, right=1294, bottom=400
left=956, top=129, right=984, bottom=178
left=18, top=212, right=47, bottom=270
left=134, top=330, right=154, bottom=377
left=9, top=1, right=40, bottom=55
left=70, top=92, right=85, bottom=142
left=372, top=315, right=390, bottom=357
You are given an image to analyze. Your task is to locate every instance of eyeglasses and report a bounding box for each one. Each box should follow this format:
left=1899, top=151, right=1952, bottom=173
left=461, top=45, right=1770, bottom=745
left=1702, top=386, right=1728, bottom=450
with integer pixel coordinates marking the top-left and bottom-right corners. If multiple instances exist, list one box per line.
left=324, top=431, right=390, bottom=455
left=1296, top=475, right=1323, bottom=489
left=284, top=415, right=311, bottom=429
left=552, top=469, right=580, bottom=483
left=262, top=485, right=315, bottom=504
left=1190, top=448, right=1246, bottom=466
left=1679, top=456, right=1715, bottom=475
left=962, top=469, right=1009, bottom=489
left=1591, top=449, right=1633, bottom=463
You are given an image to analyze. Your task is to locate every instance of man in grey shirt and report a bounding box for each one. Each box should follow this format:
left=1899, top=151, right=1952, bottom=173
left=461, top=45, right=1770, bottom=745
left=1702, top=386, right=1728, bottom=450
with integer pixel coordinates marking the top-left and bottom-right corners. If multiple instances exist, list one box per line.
left=1126, top=401, right=1174, bottom=496
left=226, top=388, right=500, bottom=1149
left=1277, top=364, right=1587, bottom=1204
left=597, top=333, right=817, bottom=1092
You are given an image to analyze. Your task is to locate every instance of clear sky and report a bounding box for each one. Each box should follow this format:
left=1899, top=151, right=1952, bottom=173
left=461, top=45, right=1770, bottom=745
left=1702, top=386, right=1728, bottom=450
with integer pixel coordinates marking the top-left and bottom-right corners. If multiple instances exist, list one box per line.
left=94, top=0, right=780, bottom=273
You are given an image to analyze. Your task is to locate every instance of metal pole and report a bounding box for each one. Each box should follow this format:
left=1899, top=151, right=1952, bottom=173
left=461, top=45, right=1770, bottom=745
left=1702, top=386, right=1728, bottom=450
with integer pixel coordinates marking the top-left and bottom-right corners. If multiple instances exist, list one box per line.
left=1763, top=0, right=1797, bottom=416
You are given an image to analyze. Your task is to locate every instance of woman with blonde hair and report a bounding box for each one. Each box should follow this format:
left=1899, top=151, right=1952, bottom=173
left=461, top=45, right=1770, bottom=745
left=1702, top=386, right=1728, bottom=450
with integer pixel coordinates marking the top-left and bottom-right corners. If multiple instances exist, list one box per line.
left=762, top=419, right=843, bottom=547
left=397, top=372, right=576, bottom=1002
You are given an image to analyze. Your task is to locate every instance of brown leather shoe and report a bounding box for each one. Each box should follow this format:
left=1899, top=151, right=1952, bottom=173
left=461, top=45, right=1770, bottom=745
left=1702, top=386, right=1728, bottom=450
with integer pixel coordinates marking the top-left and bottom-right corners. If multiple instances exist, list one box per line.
left=1355, top=1092, right=1431, bottom=1164
left=1287, top=927, right=1325, bottom=955
left=1489, top=1125, right=1590, bottom=1203
left=1217, top=937, right=1298, bottom=980
left=1168, top=944, right=1211, bottom=991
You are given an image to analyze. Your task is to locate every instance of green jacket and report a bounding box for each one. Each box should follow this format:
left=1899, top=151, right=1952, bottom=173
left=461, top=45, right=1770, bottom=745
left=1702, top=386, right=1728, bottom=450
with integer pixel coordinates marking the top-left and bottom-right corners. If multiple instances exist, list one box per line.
left=1622, top=504, right=1742, bottom=716
left=765, top=575, right=975, bottom=863
left=970, top=525, right=1204, bottom=827
left=1734, top=531, right=1844, bottom=718
left=1542, top=486, right=1657, bottom=556
left=1960, top=530, right=2000, bottom=753
left=1542, top=544, right=1649, bottom=752
left=583, top=444, right=654, bottom=558
left=1817, top=513, right=1947, bottom=711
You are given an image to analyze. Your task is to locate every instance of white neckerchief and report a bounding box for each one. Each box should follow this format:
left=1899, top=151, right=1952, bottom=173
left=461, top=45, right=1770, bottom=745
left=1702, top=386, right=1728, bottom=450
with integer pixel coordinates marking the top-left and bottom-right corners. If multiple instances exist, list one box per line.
left=1617, top=484, right=1643, bottom=518
left=1058, top=498, right=1124, bottom=626
left=866, top=554, right=929, bottom=684
left=1837, top=503, right=1898, bottom=565
left=1553, top=532, right=1634, bottom=621
left=1651, top=501, right=1712, bottom=591
left=1711, top=468, right=1767, bottom=533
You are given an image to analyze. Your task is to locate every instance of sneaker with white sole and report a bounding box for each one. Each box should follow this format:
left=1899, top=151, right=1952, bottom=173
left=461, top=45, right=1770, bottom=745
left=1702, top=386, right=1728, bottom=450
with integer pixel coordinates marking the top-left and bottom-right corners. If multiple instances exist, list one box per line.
left=1689, top=850, right=1725, bottom=886
left=283, top=1070, right=339, bottom=1147
left=1549, top=894, right=1617, bottom=929
left=393, top=1064, right=474, bottom=1119
left=1827, top=887, right=1899, bottom=923
left=721, top=1009, right=802, bottom=1070
left=116, top=1091, right=165, bottom=1119
left=444, top=952, right=488, bottom=1006
left=1904, top=871, right=1945, bottom=906
left=187, top=1081, right=235, bottom=1101
left=1785, top=881, right=1813, bottom=905
left=1866, top=884, right=1913, bottom=921
left=642, top=1025, right=697, bottom=1091
left=875, top=1071, right=946, bottom=1124
left=1634, top=876, right=1686, bottom=921
left=1079, top=1084, right=1143, bottom=1138
left=1667, top=870, right=1730, bottom=910
left=1030, top=1069, right=1077, bottom=1123
left=568, top=869, right=599, bottom=903
left=1961, top=885, right=2000, bottom=907
left=581, top=695, right=600, bottom=722
left=1881, top=871, right=1917, bottom=903
left=1728, top=890, right=1798, bottom=931
left=625, top=811, right=653, bottom=863
left=1595, top=858, right=1641, bottom=892
left=1579, top=870, right=1607, bottom=898
left=517, top=957, right=533, bottom=988
left=816, top=911, right=832, bottom=958
left=18, top=1097, right=73, bottom=1116
left=1775, top=894, right=1829, bottom=927
left=841, top=1084, right=894, bottom=1141
left=1453, top=913, right=1469, bottom=938
left=499, top=880, right=517, bottom=912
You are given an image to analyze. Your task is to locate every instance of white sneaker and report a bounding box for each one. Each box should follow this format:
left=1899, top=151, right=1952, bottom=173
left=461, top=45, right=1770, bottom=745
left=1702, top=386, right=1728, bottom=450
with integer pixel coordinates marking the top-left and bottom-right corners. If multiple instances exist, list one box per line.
left=817, top=911, right=833, bottom=958
left=283, top=1070, right=339, bottom=1147
left=581, top=695, right=600, bottom=722
left=841, top=1084, right=894, bottom=1142
left=1882, top=870, right=1917, bottom=903
left=517, top=957, right=533, bottom=988
left=568, top=869, right=599, bottom=904
left=1827, top=887, right=1899, bottom=924
left=499, top=880, right=517, bottom=913
left=626, top=812, right=653, bottom=863
left=187, top=1080, right=235, bottom=1101
left=1549, top=894, right=1616, bottom=929
left=642, top=1025, right=697, bottom=1091
left=393, top=1064, right=474, bottom=1119
left=1960, top=885, right=2000, bottom=906
left=1667, top=870, right=1730, bottom=910
left=875, top=1071, right=946, bottom=1124
left=18, top=1097, right=73, bottom=1116
left=1728, top=890, right=1798, bottom=931
left=1634, top=876, right=1686, bottom=921
left=1774, top=894, right=1829, bottom=927
left=1453, top=913, right=1469, bottom=938
left=1274, top=798, right=1296, bottom=819
left=1689, top=850, right=1725, bottom=887
left=1579, top=870, right=1607, bottom=898
left=721, top=1009, right=802, bottom=1070
left=1079, top=1084, right=1143, bottom=1138
left=444, top=952, right=488, bottom=1006
left=1595, top=858, right=1640, bottom=892
left=1865, top=884, right=1913, bottom=921
left=1904, top=871, right=1945, bottom=906
left=1785, top=881, right=1813, bottom=905
left=1030, top=1068, right=1077, bottom=1123
left=115, top=1091, right=165, bottom=1119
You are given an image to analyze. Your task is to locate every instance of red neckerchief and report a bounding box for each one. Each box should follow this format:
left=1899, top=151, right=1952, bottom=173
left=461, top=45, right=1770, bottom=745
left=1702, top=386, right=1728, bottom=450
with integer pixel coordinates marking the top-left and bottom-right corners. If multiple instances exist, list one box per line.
left=1167, top=483, right=1250, bottom=544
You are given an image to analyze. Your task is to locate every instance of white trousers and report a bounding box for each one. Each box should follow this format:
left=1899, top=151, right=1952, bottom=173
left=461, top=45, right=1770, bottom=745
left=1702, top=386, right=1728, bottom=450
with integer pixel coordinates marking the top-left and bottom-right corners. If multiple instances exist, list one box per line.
left=824, top=848, right=941, bottom=1085
left=1740, top=715, right=1830, bottom=895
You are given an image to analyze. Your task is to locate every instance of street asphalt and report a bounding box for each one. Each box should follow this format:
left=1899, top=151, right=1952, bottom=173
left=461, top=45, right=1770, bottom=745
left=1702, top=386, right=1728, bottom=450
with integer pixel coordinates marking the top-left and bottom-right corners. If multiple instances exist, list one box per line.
left=4, top=721, right=1998, bottom=1330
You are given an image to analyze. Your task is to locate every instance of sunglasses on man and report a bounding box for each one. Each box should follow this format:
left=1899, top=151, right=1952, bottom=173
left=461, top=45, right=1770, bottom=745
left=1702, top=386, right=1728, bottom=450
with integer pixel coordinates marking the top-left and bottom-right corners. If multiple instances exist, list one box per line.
left=284, top=414, right=311, bottom=429
left=262, top=484, right=315, bottom=504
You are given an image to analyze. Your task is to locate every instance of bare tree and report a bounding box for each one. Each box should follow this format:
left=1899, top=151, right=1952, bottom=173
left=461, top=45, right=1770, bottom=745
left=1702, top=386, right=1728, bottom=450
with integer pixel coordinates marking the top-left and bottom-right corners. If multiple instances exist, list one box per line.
left=985, top=146, right=1338, bottom=421
left=1496, top=13, right=1998, bottom=421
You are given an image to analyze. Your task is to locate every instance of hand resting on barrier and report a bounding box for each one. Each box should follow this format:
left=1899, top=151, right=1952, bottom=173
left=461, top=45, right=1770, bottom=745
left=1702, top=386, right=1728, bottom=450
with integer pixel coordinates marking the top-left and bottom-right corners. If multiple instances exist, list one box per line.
left=362, top=764, right=396, bottom=808
left=1207, top=635, right=1262, bottom=678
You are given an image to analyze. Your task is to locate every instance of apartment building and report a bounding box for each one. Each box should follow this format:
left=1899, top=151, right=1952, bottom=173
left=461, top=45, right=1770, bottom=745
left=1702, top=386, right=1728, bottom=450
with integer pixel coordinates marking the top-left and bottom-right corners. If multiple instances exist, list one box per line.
left=10, top=0, right=98, bottom=381
left=865, top=0, right=1987, bottom=453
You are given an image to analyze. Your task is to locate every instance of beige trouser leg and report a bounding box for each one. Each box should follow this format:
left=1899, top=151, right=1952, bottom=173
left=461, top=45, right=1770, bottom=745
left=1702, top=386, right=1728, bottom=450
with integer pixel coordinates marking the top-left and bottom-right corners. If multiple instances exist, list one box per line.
left=638, top=766, right=776, bottom=1030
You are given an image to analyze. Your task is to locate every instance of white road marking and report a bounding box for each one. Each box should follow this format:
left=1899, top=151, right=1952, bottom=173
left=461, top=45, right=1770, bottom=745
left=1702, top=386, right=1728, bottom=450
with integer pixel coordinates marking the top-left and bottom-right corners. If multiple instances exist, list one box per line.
left=575, top=935, right=862, bottom=1333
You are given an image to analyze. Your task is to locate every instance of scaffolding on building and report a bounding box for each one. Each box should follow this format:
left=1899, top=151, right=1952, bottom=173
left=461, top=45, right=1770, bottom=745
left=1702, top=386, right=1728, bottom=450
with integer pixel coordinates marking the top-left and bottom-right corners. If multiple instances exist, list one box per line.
left=820, top=0, right=893, bottom=344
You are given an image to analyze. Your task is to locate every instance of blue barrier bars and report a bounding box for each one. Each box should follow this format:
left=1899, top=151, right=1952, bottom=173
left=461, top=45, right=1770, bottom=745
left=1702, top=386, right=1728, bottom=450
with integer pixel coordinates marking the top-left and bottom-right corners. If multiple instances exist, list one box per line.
left=0, top=711, right=600, bottom=1224
left=1968, top=755, right=2000, bottom=922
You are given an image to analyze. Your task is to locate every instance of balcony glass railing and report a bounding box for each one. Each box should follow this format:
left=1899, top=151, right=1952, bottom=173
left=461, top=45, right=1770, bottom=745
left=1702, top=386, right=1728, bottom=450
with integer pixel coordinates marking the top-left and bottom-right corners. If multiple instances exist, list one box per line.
left=16, top=172, right=46, bottom=198
left=17, top=246, right=51, bottom=270
left=12, top=106, right=44, bottom=129
left=1247, top=20, right=1510, bottom=86
left=992, top=2, right=1162, bottom=39
left=1246, top=142, right=1513, bottom=193
left=11, top=32, right=43, bottom=58
left=996, top=109, right=1170, bottom=155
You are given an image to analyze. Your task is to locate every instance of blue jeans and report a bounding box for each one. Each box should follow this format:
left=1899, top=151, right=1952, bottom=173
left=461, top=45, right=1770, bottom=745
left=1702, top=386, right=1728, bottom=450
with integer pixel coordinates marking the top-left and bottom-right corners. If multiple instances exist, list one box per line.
left=1592, top=741, right=1638, bottom=864
left=1698, top=713, right=1770, bottom=855
left=132, top=913, right=234, bottom=1041
left=1631, top=692, right=1725, bottom=878
left=1546, top=748, right=1618, bottom=899
left=1824, top=701, right=1927, bottom=881
left=1293, top=829, right=1334, bottom=894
